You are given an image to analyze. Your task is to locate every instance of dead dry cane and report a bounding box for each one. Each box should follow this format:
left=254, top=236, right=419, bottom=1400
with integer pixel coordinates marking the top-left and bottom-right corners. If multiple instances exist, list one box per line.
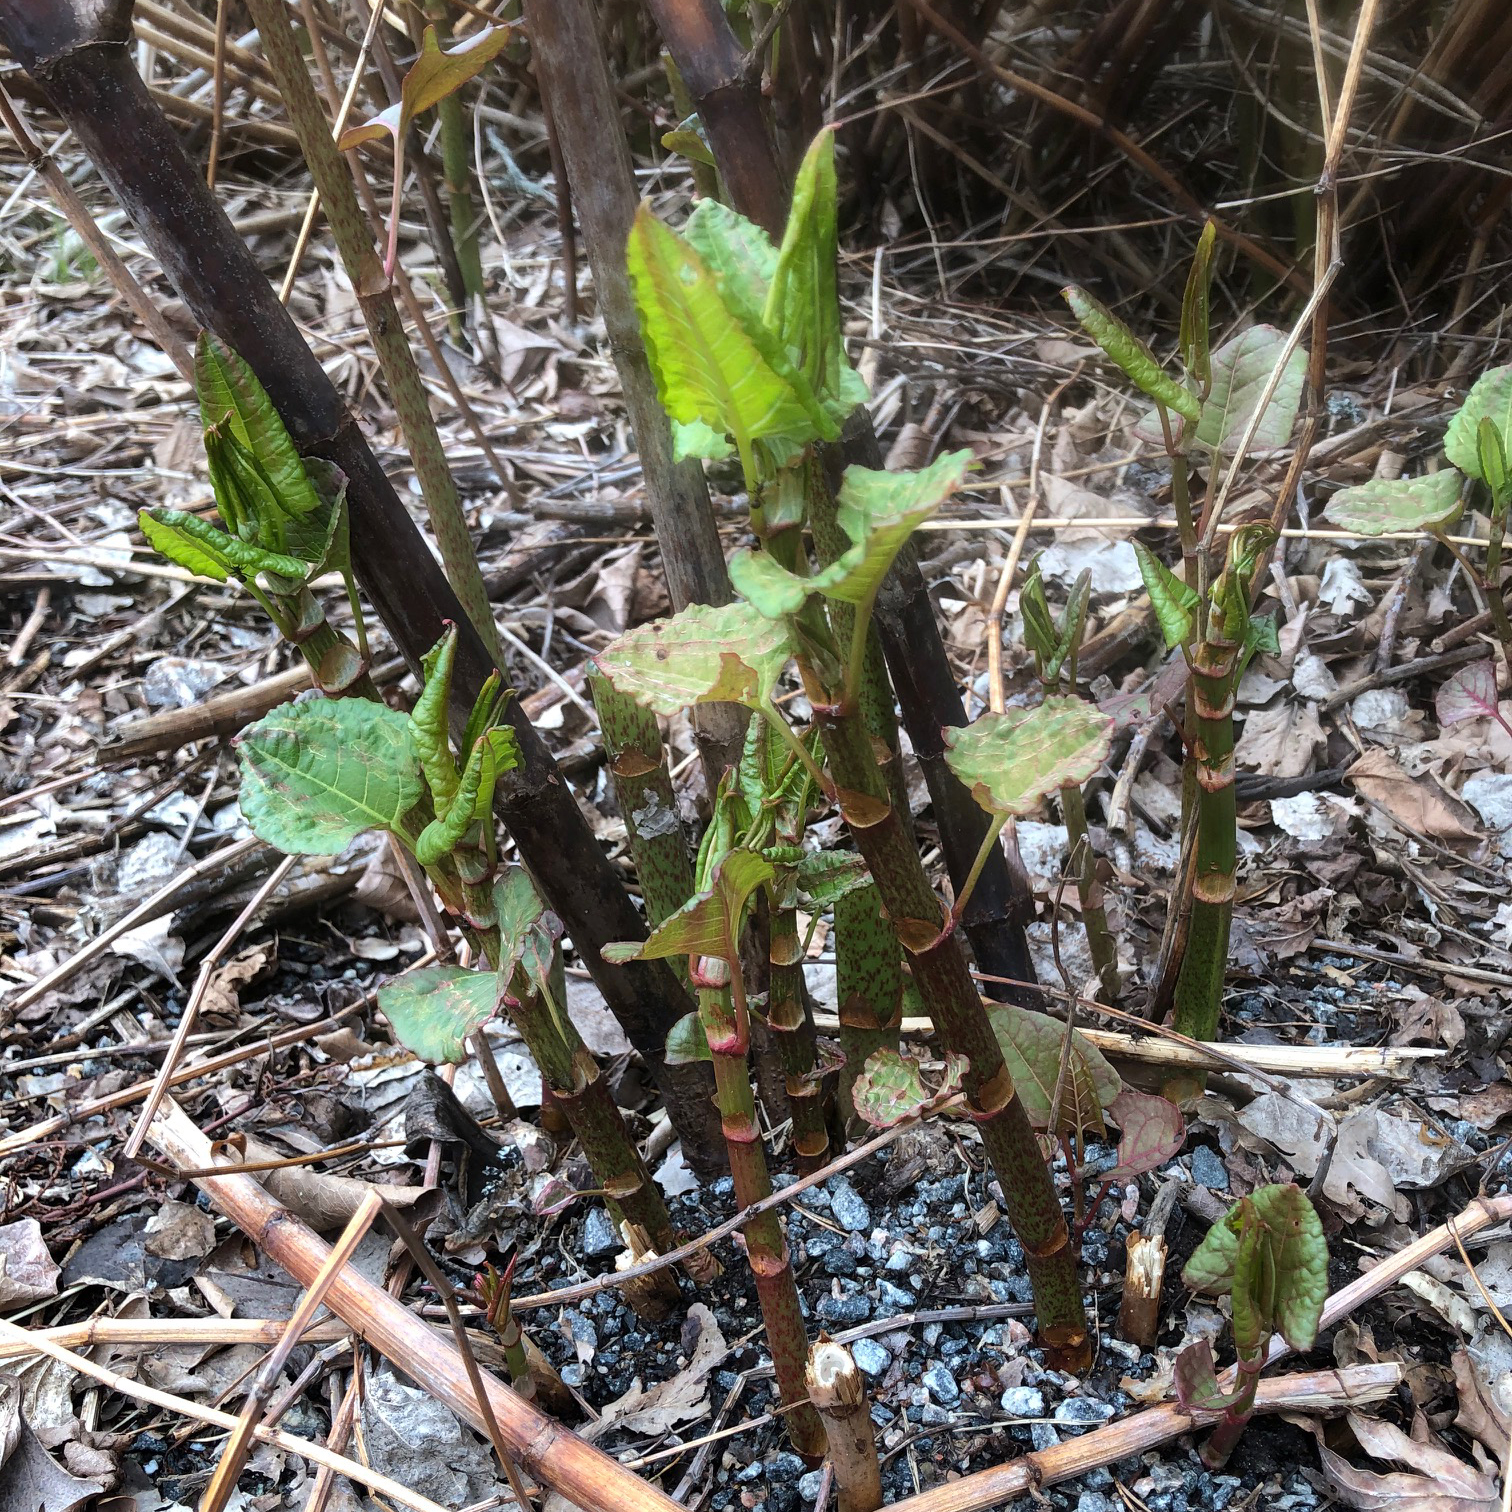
left=805, top=1340, right=883, bottom=1512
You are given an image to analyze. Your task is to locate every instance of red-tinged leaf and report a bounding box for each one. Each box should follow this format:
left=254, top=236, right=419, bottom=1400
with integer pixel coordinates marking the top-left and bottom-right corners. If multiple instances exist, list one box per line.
left=943, top=696, right=1114, bottom=818
left=376, top=964, right=496, bottom=1066
left=1105, top=1088, right=1186, bottom=1182
left=602, top=850, right=773, bottom=967
left=532, top=1175, right=584, bottom=1218
left=337, top=102, right=403, bottom=152
left=986, top=1003, right=1121, bottom=1129
left=851, top=1049, right=967, bottom=1128
left=1436, top=661, right=1502, bottom=728
left=1173, top=1340, right=1246, bottom=1413
left=402, top=24, right=511, bottom=119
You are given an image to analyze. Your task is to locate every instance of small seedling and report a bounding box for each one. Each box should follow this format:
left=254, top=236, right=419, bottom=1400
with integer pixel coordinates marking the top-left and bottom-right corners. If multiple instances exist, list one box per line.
left=1177, top=1182, right=1328, bottom=1467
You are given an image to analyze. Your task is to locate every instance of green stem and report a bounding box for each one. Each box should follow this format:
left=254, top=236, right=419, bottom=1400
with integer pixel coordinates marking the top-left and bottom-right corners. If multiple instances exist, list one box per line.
left=245, top=0, right=501, bottom=665
left=1059, top=783, right=1118, bottom=1003
left=950, top=815, right=1007, bottom=930
left=701, top=967, right=826, bottom=1459
left=810, top=705, right=1088, bottom=1366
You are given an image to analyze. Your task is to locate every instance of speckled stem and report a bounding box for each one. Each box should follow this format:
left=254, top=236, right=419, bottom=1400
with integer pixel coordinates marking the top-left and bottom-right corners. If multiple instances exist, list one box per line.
left=768, top=898, right=829, bottom=1171
left=833, top=885, right=902, bottom=1123
left=811, top=705, right=1088, bottom=1368
left=700, top=971, right=826, bottom=1459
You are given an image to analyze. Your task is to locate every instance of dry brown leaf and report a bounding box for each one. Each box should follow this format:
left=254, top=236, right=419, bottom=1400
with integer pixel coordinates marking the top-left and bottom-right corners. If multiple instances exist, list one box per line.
left=239, top=1135, right=428, bottom=1232
left=1451, top=1349, right=1511, bottom=1461
left=1347, top=748, right=1480, bottom=842
left=1315, top=1411, right=1499, bottom=1512
left=579, top=1303, right=726, bottom=1442
left=0, top=1378, right=104, bottom=1512
left=200, top=945, right=272, bottom=1026
left=0, top=1219, right=59, bottom=1308
left=1239, top=699, right=1325, bottom=778
left=1389, top=997, right=1466, bottom=1049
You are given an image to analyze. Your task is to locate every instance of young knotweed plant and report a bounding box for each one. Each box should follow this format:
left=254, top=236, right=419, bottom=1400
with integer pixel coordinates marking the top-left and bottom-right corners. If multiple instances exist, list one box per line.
left=1328, top=363, right=1512, bottom=667
left=1135, top=525, right=1280, bottom=1092
left=337, top=22, right=512, bottom=279
left=140, top=333, right=368, bottom=694
left=602, top=817, right=826, bottom=1458
left=1177, top=1183, right=1328, bottom=1469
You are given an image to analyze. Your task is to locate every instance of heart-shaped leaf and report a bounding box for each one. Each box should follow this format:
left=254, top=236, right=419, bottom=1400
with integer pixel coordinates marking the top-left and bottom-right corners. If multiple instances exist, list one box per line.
left=795, top=851, right=873, bottom=907
left=851, top=1048, right=967, bottom=1128
left=595, top=601, right=793, bottom=717
left=602, top=849, right=773, bottom=967
left=1134, top=542, right=1200, bottom=649
left=944, top=696, right=1114, bottom=817
left=1105, top=1088, right=1186, bottom=1182
left=1192, top=325, right=1306, bottom=454
left=1436, top=660, right=1502, bottom=728
left=1063, top=286, right=1200, bottom=423
left=665, top=1011, right=713, bottom=1064
left=1445, top=363, right=1512, bottom=484
left=986, top=1002, right=1121, bottom=1129
left=377, top=964, right=497, bottom=1065
left=237, top=696, right=422, bottom=855
left=1173, top=1339, right=1245, bottom=1412
left=495, top=868, right=562, bottom=994
left=1325, top=471, right=1463, bottom=536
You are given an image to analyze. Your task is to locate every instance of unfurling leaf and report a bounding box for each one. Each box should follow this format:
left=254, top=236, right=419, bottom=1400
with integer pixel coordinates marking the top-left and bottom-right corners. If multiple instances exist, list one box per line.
left=1479, top=416, right=1511, bottom=508
left=413, top=727, right=518, bottom=866
left=1179, top=221, right=1218, bottom=390
left=1183, top=1183, right=1327, bottom=1358
left=1105, top=1088, right=1186, bottom=1182
left=411, top=627, right=461, bottom=811
left=661, top=117, right=716, bottom=168
left=1173, top=1340, right=1245, bottom=1413
left=236, top=697, right=421, bottom=855
left=377, top=964, right=496, bottom=1065
left=730, top=450, right=973, bottom=620
left=1445, top=363, right=1512, bottom=485
left=195, top=333, right=322, bottom=520
left=595, top=601, right=793, bottom=717
left=851, top=1048, right=967, bottom=1128
left=627, top=206, right=822, bottom=478
left=1325, top=471, right=1463, bottom=536
left=943, top=696, right=1113, bottom=818
left=602, top=849, right=774, bottom=967
left=1134, top=542, right=1200, bottom=648
left=1193, top=326, right=1306, bottom=454
left=986, top=1003, right=1121, bottom=1130
left=139, top=508, right=308, bottom=584
left=1062, top=287, right=1200, bottom=423
left=665, top=1011, right=713, bottom=1064
left=1436, top=661, right=1503, bottom=728
left=794, top=850, right=873, bottom=907
left=339, top=25, right=509, bottom=151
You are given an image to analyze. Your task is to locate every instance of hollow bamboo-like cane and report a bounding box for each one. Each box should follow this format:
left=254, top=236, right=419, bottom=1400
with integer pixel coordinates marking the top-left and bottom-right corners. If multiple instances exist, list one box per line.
left=806, top=1340, right=882, bottom=1512
left=147, top=1097, right=687, bottom=1512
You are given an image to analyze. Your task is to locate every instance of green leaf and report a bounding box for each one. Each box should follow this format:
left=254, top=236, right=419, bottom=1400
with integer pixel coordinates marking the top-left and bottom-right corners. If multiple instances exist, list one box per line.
left=1179, top=221, right=1218, bottom=390
left=413, top=727, right=517, bottom=866
left=627, top=205, right=820, bottom=476
left=377, top=964, right=497, bottom=1065
left=1445, top=364, right=1512, bottom=483
left=594, top=601, right=793, bottom=717
left=601, top=849, right=773, bottom=966
left=1020, top=557, right=1058, bottom=671
left=1134, top=542, right=1200, bottom=648
left=411, top=627, right=461, bottom=813
left=672, top=417, right=735, bottom=463
left=195, top=333, right=321, bottom=520
left=728, top=450, right=973, bottom=622
left=683, top=200, right=777, bottom=312
left=494, top=868, right=561, bottom=992
left=338, top=24, right=509, bottom=150
left=795, top=850, right=873, bottom=907
left=987, top=1002, right=1122, bottom=1131
left=764, top=131, right=865, bottom=424
left=1105, top=1088, right=1185, bottom=1183
left=237, top=696, right=422, bottom=855
left=1193, top=325, right=1306, bottom=454
left=1324, top=471, right=1463, bottom=536
left=1182, top=1184, right=1327, bottom=1356
left=661, top=117, right=717, bottom=168
left=1479, top=416, right=1510, bottom=506
left=463, top=671, right=509, bottom=759
left=1243, top=612, right=1280, bottom=661
left=1051, top=570, right=1093, bottom=683
left=140, top=507, right=308, bottom=583
left=942, top=695, right=1114, bottom=818
left=139, top=509, right=233, bottom=582
left=1062, top=286, right=1200, bottom=423
left=851, top=1048, right=967, bottom=1129
left=665, top=1011, right=713, bottom=1064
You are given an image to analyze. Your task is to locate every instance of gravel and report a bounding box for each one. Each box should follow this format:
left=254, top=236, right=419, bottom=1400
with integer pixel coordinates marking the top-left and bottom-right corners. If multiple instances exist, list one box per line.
left=851, top=1338, right=892, bottom=1378
left=828, top=1178, right=872, bottom=1232
left=921, top=1364, right=960, bottom=1406
left=1190, top=1144, right=1229, bottom=1191
left=1001, top=1386, right=1046, bottom=1417
left=581, top=1206, right=618, bottom=1256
